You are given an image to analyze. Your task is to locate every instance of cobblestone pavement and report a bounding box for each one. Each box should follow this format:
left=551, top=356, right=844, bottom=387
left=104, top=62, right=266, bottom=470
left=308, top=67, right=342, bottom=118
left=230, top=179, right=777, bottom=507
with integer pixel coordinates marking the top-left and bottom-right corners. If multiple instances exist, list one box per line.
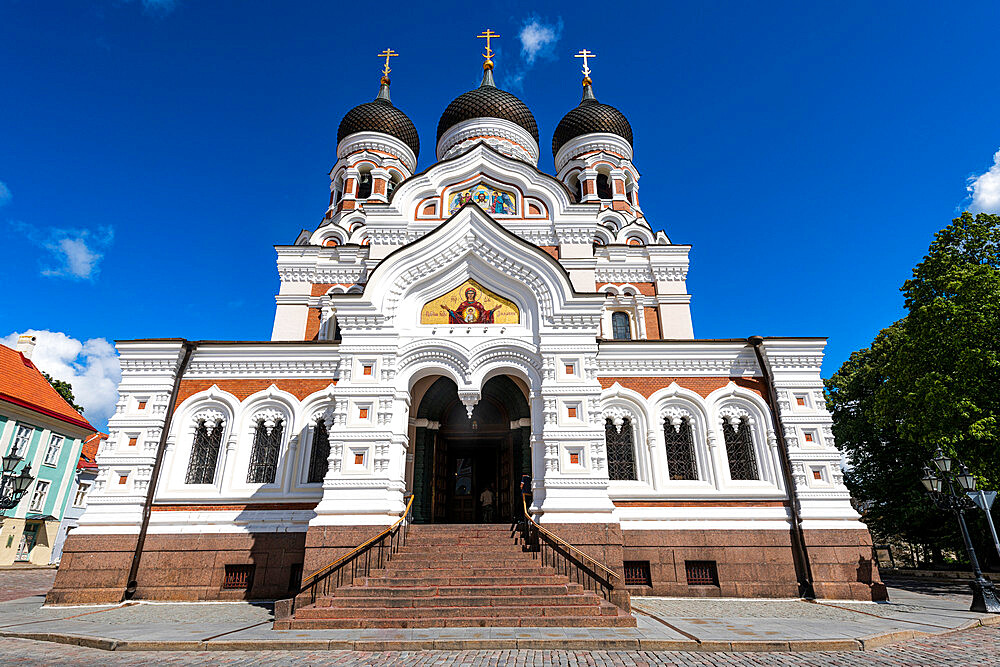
left=0, top=625, right=997, bottom=665
left=0, top=569, right=56, bottom=602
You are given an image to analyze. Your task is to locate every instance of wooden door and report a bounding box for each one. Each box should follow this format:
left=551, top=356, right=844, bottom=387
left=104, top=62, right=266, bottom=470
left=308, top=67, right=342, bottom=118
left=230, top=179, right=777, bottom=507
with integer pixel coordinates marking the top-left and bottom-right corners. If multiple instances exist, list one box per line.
left=432, top=434, right=448, bottom=523
left=498, top=435, right=513, bottom=522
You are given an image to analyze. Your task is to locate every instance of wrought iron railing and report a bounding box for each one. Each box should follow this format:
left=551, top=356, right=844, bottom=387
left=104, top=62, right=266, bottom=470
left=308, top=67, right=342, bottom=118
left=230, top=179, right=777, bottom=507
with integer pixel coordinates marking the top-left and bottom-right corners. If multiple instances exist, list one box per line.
left=276, top=494, right=414, bottom=619
left=514, top=493, right=630, bottom=611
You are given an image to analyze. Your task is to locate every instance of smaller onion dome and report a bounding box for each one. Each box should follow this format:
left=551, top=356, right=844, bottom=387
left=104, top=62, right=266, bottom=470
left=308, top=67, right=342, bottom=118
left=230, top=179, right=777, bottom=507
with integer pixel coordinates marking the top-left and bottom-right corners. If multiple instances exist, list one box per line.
left=337, top=78, right=420, bottom=159
left=552, top=80, right=632, bottom=158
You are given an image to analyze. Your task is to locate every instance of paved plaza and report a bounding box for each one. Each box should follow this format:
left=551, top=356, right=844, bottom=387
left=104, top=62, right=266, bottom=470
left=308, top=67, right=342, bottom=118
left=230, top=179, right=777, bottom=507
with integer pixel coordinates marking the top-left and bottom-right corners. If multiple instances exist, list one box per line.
left=0, top=569, right=997, bottom=664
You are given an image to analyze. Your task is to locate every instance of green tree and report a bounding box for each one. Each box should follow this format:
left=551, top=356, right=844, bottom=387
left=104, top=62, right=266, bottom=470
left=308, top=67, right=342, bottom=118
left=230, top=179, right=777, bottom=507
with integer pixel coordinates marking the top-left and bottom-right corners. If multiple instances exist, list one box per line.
left=42, top=372, right=84, bottom=414
left=826, top=212, right=1000, bottom=566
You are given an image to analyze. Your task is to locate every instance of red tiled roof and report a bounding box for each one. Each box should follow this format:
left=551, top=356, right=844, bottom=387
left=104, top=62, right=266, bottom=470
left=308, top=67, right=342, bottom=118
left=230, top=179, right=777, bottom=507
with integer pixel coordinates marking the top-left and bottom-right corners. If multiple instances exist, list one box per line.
left=0, top=343, right=94, bottom=431
left=78, top=432, right=107, bottom=470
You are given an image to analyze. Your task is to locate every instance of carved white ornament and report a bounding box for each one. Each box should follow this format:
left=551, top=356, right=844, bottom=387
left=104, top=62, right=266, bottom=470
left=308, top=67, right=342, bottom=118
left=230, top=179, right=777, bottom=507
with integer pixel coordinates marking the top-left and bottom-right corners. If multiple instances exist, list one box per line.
left=193, top=409, right=226, bottom=435
left=718, top=405, right=754, bottom=427
left=602, top=406, right=633, bottom=433
left=661, top=405, right=694, bottom=432
left=253, top=409, right=285, bottom=435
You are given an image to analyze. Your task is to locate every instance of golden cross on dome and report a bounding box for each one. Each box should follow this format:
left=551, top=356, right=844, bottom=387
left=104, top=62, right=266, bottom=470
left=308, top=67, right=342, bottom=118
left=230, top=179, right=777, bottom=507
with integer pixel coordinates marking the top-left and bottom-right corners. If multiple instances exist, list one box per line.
left=575, top=49, right=596, bottom=77
left=377, top=48, right=399, bottom=79
left=477, top=29, right=500, bottom=61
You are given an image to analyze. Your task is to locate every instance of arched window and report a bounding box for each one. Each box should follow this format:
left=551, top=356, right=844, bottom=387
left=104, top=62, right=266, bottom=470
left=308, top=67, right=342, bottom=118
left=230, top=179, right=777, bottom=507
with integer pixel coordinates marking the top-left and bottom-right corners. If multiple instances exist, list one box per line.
left=356, top=171, right=372, bottom=199
left=307, top=417, right=330, bottom=483
left=247, top=414, right=284, bottom=484
left=663, top=416, right=697, bottom=480
left=185, top=416, right=224, bottom=485
left=387, top=173, right=401, bottom=198
left=596, top=173, right=612, bottom=199
left=723, top=416, right=759, bottom=480
left=605, top=417, right=636, bottom=481
left=611, top=311, right=632, bottom=340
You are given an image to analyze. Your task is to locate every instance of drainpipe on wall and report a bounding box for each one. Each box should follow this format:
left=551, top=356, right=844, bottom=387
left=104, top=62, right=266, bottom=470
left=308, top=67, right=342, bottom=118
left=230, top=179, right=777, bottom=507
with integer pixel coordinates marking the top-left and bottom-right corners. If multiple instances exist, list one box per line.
left=747, top=335, right=816, bottom=599
left=123, top=340, right=195, bottom=600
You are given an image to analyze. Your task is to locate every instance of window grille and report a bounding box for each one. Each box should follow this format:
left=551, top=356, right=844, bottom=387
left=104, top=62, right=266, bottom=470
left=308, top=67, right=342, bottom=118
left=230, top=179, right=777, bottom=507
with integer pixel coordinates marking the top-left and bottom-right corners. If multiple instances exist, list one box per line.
left=685, top=560, right=718, bottom=586
left=247, top=417, right=283, bottom=484
left=307, top=418, right=330, bottom=483
left=623, top=560, right=652, bottom=586
left=664, top=417, right=697, bottom=480
left=605, top=417, right=637, bottom=481
left=611, top=312, right=632, bottom=340
left=722, top=416, right=759, bottom=481
left=185, top=420, right=223, bottom=485
left=222, top=564, right=255, bottom=590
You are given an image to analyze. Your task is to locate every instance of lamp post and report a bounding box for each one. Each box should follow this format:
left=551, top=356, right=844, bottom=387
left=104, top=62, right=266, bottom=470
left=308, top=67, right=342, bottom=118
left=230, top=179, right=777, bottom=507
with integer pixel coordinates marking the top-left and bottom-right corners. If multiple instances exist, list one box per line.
left=0, top=452, right=35, bottom=512
left=921, top=448, right=1000, bottom=613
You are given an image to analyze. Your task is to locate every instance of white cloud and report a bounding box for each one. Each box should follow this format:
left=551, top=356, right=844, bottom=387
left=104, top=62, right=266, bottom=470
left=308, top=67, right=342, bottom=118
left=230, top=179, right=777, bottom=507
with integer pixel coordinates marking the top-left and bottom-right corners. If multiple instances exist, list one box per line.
left=966, top=149, right=1000, bottom=213
left=519, top=17, right=563, bottom=65
left=0, top=181, right=10, bottom=207
left=3, top=329, right=121, bottom=430
left=502, top=16, right=563, bottom=91
left=9, top=222, right=113, bottom=280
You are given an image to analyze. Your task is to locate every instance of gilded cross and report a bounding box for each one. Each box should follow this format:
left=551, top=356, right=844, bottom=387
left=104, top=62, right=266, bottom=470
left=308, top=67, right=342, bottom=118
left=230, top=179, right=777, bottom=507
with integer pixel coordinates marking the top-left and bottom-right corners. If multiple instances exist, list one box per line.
left=574, top=49, right=596, bottom=76
left=377, top=48, right=399, bottom=77
left=477, top=29, right=500, bottom=60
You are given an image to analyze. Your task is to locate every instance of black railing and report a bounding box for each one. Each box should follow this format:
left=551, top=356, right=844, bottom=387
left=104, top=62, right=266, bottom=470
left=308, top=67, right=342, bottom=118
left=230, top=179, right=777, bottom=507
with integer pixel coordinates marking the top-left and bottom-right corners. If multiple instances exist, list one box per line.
left=513, top=493, right=630, bottom=612
left=275, top=494, right=414, bottom=620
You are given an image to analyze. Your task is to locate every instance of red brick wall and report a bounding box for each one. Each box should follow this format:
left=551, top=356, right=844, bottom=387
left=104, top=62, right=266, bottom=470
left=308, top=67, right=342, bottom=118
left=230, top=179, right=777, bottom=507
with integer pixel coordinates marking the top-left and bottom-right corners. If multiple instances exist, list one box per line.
left=304, top=307, right=322, bottom=340
left=176, top=379, right=336, bottom=407
left=598, top=376, right=767, bottom=400
left=538, top=245, right=559, bottom=259
left=643, top=307, right=661, bottom=339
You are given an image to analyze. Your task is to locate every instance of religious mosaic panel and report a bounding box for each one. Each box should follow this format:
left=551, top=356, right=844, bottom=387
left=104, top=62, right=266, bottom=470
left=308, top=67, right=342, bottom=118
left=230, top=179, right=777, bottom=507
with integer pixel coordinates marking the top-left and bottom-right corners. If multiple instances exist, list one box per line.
left=448, top=183, right=517, bottom=216
left=420, top=279, right=520, bottom=324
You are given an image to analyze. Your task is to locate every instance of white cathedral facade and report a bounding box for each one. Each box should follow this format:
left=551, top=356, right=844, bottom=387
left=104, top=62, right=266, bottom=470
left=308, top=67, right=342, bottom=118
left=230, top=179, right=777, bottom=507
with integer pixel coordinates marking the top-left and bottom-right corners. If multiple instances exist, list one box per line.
left=49, top=51, right=885, bottom=605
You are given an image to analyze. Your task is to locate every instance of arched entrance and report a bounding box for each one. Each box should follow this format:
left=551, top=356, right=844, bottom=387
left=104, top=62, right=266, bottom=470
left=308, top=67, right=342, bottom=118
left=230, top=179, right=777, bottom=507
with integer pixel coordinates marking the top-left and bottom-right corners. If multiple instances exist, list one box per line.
left=411, top=376, right=530, bottom=523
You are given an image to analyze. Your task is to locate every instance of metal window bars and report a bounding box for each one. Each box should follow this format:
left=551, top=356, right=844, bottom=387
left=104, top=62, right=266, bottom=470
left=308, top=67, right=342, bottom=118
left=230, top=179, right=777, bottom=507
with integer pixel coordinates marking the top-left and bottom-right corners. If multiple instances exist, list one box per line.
left=307, top=419, right=330, bottom=484
left=723, top=417, right=759, bottom=481
left=184, top=421, right=223, bottom=485
left=605, top=417, right=637, bottom=481
left=247, top=418, right=283, bottom=484
left=664, top=417, right=698, bottom=480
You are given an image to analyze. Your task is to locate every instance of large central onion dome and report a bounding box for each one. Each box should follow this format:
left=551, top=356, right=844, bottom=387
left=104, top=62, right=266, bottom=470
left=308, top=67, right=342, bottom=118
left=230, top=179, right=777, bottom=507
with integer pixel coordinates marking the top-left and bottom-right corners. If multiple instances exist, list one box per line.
left=436, top=66, right=539, bottom=164
left=338, top=79, right=420, bottom=163
left=552, top=81, right=632, bottom=165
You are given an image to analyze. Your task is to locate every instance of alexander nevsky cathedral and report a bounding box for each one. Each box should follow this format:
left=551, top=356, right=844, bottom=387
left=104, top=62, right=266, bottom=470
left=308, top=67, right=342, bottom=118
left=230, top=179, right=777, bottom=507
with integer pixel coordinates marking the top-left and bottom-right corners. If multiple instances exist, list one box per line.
left=49, top=34, right=885, bottom=618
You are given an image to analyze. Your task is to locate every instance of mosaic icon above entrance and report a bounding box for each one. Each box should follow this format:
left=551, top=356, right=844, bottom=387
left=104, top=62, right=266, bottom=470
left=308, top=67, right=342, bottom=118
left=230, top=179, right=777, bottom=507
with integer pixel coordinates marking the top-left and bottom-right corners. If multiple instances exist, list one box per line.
left=420, top=279, right=520, bottom=324
left=448, top=183, right=517, bottom=216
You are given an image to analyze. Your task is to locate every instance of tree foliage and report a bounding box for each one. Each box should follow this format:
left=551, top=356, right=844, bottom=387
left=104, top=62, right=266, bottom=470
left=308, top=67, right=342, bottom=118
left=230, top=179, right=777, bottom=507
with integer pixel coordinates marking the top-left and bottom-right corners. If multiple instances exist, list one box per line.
left=826, top=212, right=1000, bottom=564
left=42, top=371, right=84, bottom=414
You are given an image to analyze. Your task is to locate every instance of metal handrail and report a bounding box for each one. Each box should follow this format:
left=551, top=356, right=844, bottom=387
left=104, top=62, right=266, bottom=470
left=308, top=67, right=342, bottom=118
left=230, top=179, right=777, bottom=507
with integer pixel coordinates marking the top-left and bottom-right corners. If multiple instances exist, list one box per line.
left=279, top=494, right=414, bottom=618
left=516, top=493, right=629, bottom=611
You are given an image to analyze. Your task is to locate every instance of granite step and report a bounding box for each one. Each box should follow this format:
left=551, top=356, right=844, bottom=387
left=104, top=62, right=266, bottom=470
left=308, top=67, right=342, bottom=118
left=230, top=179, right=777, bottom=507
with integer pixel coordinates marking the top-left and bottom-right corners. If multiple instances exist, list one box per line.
left=309, top=593, right=602, bottom=608
left=296, top=603, right=613, bottom=619
left=334, top=583, right=585, bottom=597
left=281, top=613, right=637, bottom=629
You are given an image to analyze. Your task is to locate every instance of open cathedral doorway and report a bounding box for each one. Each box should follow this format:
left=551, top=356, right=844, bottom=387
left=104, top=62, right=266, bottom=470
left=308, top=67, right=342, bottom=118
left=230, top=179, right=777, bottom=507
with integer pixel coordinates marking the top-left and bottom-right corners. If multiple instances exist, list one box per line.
left=411, top=376, right=531, bottom=524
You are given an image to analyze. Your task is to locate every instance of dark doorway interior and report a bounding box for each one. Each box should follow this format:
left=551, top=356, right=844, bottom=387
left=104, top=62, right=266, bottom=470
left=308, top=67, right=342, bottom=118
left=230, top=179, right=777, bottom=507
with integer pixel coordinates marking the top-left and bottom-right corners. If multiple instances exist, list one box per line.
left=412, top=376, right=530, bottom=524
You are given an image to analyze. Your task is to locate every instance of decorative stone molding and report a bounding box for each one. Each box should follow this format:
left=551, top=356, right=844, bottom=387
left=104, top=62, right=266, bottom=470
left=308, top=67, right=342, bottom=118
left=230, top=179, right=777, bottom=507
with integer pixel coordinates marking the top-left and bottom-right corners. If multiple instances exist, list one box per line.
left=193, top=409, right=226, bottom=434
left=252, top=409, right=284, bottom=435
left=555, top=133, right=634, bottom=173
left=661, top=405, right=694, bottom=431
left=436, top=118, right=540, bottom=165
left=718, top=404, right=754, bottom=426
left=337, top=131, right=417, bottom=173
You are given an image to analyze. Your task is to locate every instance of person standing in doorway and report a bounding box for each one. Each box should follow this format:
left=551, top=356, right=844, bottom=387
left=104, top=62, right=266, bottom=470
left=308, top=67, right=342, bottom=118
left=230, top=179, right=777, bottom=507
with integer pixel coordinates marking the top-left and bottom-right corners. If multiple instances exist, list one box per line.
left=479, top=484, right=495, bottom=523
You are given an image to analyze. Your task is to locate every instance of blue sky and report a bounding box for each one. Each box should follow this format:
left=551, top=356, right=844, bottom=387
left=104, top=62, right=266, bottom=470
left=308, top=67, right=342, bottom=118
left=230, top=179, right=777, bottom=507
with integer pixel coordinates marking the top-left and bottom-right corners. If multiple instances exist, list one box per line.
left=3, top=0, right=1000, bottom=430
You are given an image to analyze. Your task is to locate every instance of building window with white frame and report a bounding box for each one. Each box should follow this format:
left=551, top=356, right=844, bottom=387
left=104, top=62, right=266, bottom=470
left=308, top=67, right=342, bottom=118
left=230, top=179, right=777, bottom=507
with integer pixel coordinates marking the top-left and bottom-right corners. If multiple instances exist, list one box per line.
left=73, top=482, right=91, bottom=508
left=29, top=480, right=50, bottom=512
left=247, top=415, right=284, bottom=484
left=185, top=417, right=225, bottom=485
left=611, top=311, right=632, bottom=340
left=11, top=425, right=32, bottom=457
left=605, top=417, right=637, bottom=481
left=722, top=416, right=759, bottom=481
left=308, top=417, right=331, bottom=484
left=42, top=435, right=63, bottom=466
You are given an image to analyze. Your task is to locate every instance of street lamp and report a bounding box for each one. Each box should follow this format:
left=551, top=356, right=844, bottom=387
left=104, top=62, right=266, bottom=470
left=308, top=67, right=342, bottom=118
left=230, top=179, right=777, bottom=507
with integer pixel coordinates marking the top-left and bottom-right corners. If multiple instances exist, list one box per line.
left=920, top=449, right=1000, bottom=613
left=0, top=451, right=34, bottom=511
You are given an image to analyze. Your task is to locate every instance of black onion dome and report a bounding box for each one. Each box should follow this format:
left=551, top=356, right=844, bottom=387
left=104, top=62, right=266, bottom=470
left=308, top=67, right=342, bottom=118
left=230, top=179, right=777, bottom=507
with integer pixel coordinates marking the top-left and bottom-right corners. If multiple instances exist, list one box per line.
left=437, top=69, right=539, bottom=144
left=337, top=81, right=420, bottom=158
left=552, top=84, right=632, bottom=157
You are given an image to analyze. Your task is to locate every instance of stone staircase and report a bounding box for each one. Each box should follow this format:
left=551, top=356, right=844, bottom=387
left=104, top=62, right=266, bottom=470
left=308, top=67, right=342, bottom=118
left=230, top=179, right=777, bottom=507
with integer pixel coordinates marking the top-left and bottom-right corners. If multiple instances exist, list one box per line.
left=277, top=523, right=636, bottom=629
